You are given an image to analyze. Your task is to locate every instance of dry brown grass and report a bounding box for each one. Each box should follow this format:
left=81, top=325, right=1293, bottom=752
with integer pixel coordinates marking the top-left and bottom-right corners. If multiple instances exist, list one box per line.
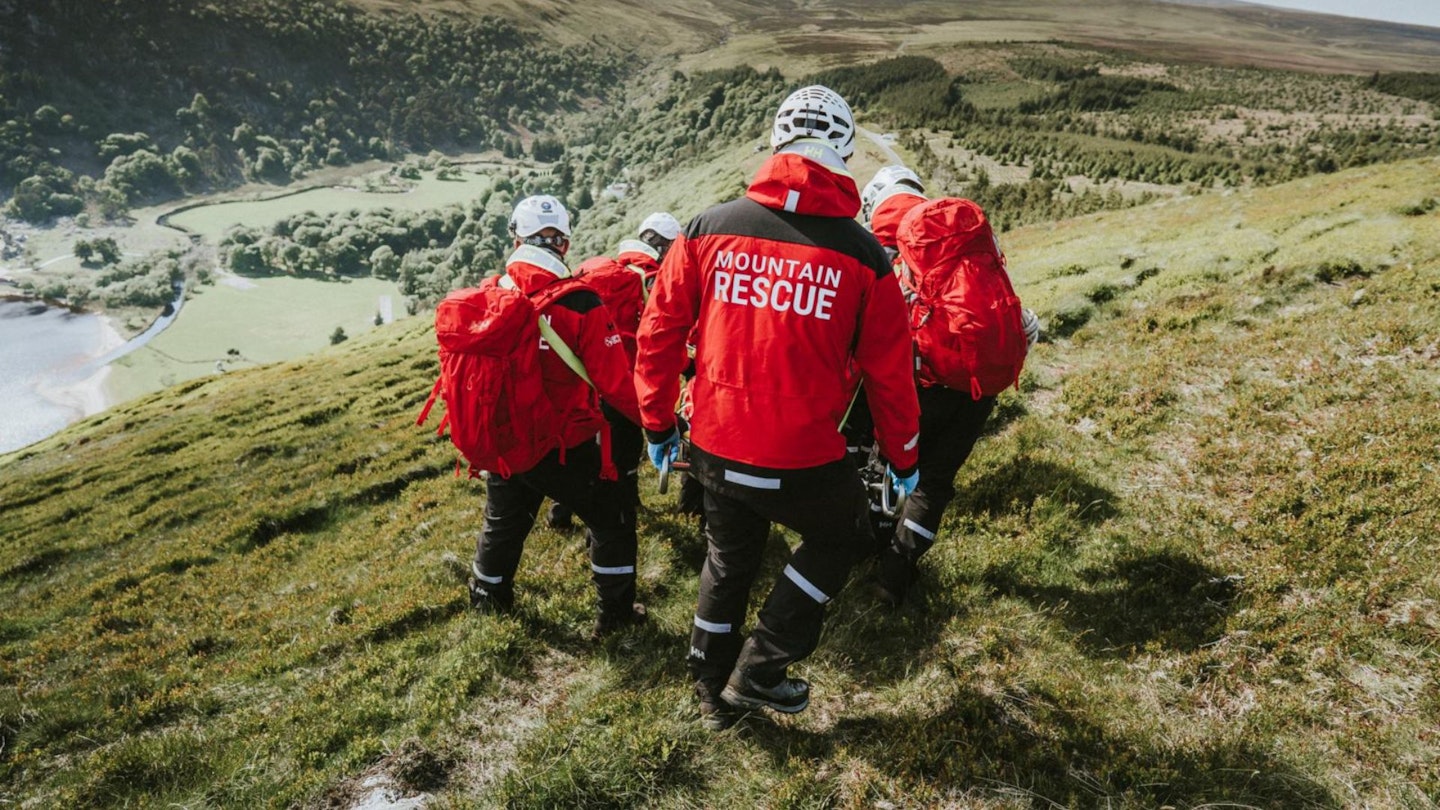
left=346, top=0, right=1440, bottom=74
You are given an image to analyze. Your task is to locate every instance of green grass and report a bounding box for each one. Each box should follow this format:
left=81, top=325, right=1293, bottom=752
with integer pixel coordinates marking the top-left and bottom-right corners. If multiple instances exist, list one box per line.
left=2, top=154, right=1438, bottom=808
left=104, top=275, right=405, bottom=405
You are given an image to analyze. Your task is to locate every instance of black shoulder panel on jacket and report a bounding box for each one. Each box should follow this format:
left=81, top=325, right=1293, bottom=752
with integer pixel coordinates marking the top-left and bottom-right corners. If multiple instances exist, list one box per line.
left=688, top=198, right=893, bottom=279
left=554, top=287, right=604, bottom=314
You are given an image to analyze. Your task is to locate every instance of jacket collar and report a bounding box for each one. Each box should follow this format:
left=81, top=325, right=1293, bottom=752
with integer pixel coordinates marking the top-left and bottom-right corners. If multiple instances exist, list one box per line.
left=745, top=139, right=861, bottom=218
left=502, top=244, right=571, bottom=294
left=615, top=239, right=659, bottom=261
left=615, top=239, right=661, bottom=276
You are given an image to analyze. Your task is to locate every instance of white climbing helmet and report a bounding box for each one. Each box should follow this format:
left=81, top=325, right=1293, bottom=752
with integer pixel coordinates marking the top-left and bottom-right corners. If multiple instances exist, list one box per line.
left=770, top=85, right=856, bottom=160
left=508, top=194, right=572, bottom=238
left=861, top=165, right=926, bottom=224
left=638, top=211, right=681, bottom=243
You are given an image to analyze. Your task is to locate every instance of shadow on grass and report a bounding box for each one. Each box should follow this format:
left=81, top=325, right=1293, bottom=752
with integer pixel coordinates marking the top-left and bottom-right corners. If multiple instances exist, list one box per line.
left=644, top=508, right=709, bottom=576
left=954, top=457, right=1119, bottom=524
left=823, top=558, right=955, bottom=687
left=982, top=394, right=1028, bottom=436
left=736, top=684, right=1337, bottom=808
left=983, top=548, right=1239, bottom=656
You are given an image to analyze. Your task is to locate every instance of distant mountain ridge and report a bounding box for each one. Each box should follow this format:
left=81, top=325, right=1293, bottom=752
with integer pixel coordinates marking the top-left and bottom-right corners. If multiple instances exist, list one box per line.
left=1163, top=0, right=1440, bottom=32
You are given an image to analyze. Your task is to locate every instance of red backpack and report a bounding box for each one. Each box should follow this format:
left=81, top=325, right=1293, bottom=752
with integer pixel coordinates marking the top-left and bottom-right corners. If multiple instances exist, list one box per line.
left=895, top=197, right=1027, bottom=399
left=575, top=255, right=648, bottom=360
left=418, top=277, right=588, bottom=478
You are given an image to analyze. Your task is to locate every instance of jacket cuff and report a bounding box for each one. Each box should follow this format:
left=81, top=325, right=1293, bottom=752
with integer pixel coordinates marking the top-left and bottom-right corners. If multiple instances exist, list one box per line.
left=891, top=462, right=918, bottom=479
left=645, top=427, right=678, bottom=444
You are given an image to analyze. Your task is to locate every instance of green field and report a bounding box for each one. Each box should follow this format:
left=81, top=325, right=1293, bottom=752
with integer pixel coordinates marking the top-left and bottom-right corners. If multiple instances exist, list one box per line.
left=167, top=167, right=497, bottom=242
left=104, top=275, right=405, bottom=405
left=95, top=165, right=513, bottom=405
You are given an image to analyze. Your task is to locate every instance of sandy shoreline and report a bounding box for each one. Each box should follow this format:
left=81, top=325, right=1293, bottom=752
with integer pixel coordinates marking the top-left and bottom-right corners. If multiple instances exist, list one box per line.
left=32, top=312, right=126, bottom=420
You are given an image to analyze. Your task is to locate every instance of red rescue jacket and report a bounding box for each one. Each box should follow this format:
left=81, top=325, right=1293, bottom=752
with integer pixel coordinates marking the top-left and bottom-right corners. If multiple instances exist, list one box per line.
left=869, top=191, right=927, bottom=250
left=635, top=143, right=920, bottom=472
left=501, top=246, right=642, bottom=450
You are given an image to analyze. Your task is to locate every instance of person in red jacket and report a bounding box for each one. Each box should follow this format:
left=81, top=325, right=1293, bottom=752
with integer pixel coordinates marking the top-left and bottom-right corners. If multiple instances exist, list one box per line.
left=857, top=166, right=1041, bottom=606
left=469, top=194, right=647, bottom=640
left=546, top=211, right=682, bottom=531
left=862, top=165, right=928, bottom=261
left=634, top=86, right=921, bottom=729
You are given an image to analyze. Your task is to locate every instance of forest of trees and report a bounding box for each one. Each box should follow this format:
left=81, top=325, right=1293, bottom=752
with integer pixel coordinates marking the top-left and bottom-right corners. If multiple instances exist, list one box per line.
left=218, top=176, right=535, bottom=309
left=18, top=249, right=189, bottom=309
left=816, top=55, right=1440, bottom=196
left=0, top=0, right=619, bottom=222
left=212, top=69, right=800, bottom=308
left=1365, top=71, right=1440, bottom=106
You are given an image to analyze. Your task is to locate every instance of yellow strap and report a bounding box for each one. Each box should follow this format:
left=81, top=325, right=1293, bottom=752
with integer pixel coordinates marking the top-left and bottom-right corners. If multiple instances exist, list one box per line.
left=838, top=383, right=862, bottom=432
left=625, top=262, right=650, bottom=304
left=537, top=316, right=593, bottom=387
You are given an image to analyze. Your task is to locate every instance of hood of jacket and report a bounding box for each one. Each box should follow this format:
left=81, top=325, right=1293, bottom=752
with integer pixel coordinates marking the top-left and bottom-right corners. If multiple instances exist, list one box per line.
left=501, top=244, right=571, bottom=295
left=745, top=140, right=861, bottom=219
left=869, top=191, right=927, bottom=249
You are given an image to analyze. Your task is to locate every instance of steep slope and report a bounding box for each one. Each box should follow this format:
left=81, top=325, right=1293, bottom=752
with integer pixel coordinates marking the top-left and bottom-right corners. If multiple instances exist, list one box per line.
left=2, top=156, right=1437, bottom=806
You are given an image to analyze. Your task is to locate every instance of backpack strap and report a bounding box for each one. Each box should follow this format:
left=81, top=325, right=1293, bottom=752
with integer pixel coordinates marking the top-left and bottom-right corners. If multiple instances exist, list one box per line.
left=417, top=376, right=443, bottom=427
left=624, top=262, right=651, bottom=304
left=895, top=258, right=920, bottom=299
left=529, top=278, right=619, bottom=482
left=536, top=317, right=593, bottom=386
left=838, top=383, right=862, bottom=432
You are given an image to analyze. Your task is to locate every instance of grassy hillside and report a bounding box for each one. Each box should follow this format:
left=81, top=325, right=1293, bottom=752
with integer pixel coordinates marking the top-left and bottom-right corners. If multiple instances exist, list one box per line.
left=2, top=155, right=1436, bottom=806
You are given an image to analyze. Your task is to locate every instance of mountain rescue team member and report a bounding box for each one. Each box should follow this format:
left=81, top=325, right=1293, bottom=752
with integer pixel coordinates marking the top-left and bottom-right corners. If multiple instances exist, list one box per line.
left=857, top=167, right=1042, bottom=606
left=634, top=86, right=921, bottom=730
left=636, top=210, right=683, bottom=270
left=547, top=212, right=684, bottom=532
left=469, top=195, right=648, bottom=641
left=841, top=166, right=934, bottom=550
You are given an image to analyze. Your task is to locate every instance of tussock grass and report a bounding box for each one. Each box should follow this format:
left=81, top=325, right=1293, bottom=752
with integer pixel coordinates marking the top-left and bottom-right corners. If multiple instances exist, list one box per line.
left=3, top=157, right=1439, bottom=807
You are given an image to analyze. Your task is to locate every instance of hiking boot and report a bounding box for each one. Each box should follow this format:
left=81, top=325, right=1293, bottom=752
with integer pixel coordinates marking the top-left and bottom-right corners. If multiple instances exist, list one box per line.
left=720, top=668, right=809, bottom=714
left=546, top=503, right=575, bottom=531
left=874, top=546, right=914, bottom=608
left=590, top=602, right=647, bottom=641
left=467, top=577, right=514, bottom=614
left=699, top=696, right=740, bottom=731
left=695, top=681, right=740, bottom=731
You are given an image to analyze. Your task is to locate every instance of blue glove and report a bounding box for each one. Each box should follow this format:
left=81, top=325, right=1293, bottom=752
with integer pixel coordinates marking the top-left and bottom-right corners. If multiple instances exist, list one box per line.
left=890, top=468, right=919, bottom=499
left=646, top=429, right=680, bottom=472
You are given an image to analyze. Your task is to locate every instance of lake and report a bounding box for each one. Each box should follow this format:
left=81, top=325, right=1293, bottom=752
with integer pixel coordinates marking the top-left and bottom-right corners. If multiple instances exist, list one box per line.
left=0, top=298, right=115, bottom=455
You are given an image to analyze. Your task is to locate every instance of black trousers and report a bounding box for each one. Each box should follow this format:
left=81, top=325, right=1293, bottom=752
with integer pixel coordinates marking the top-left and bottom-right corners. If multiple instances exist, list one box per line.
left=473, top=437, right=637, bottom=617
left=892, top=385, right=996, bottom=563
left=548, top=402, right=641, bottom=526
left=685, top=447, right=872, bottom=695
